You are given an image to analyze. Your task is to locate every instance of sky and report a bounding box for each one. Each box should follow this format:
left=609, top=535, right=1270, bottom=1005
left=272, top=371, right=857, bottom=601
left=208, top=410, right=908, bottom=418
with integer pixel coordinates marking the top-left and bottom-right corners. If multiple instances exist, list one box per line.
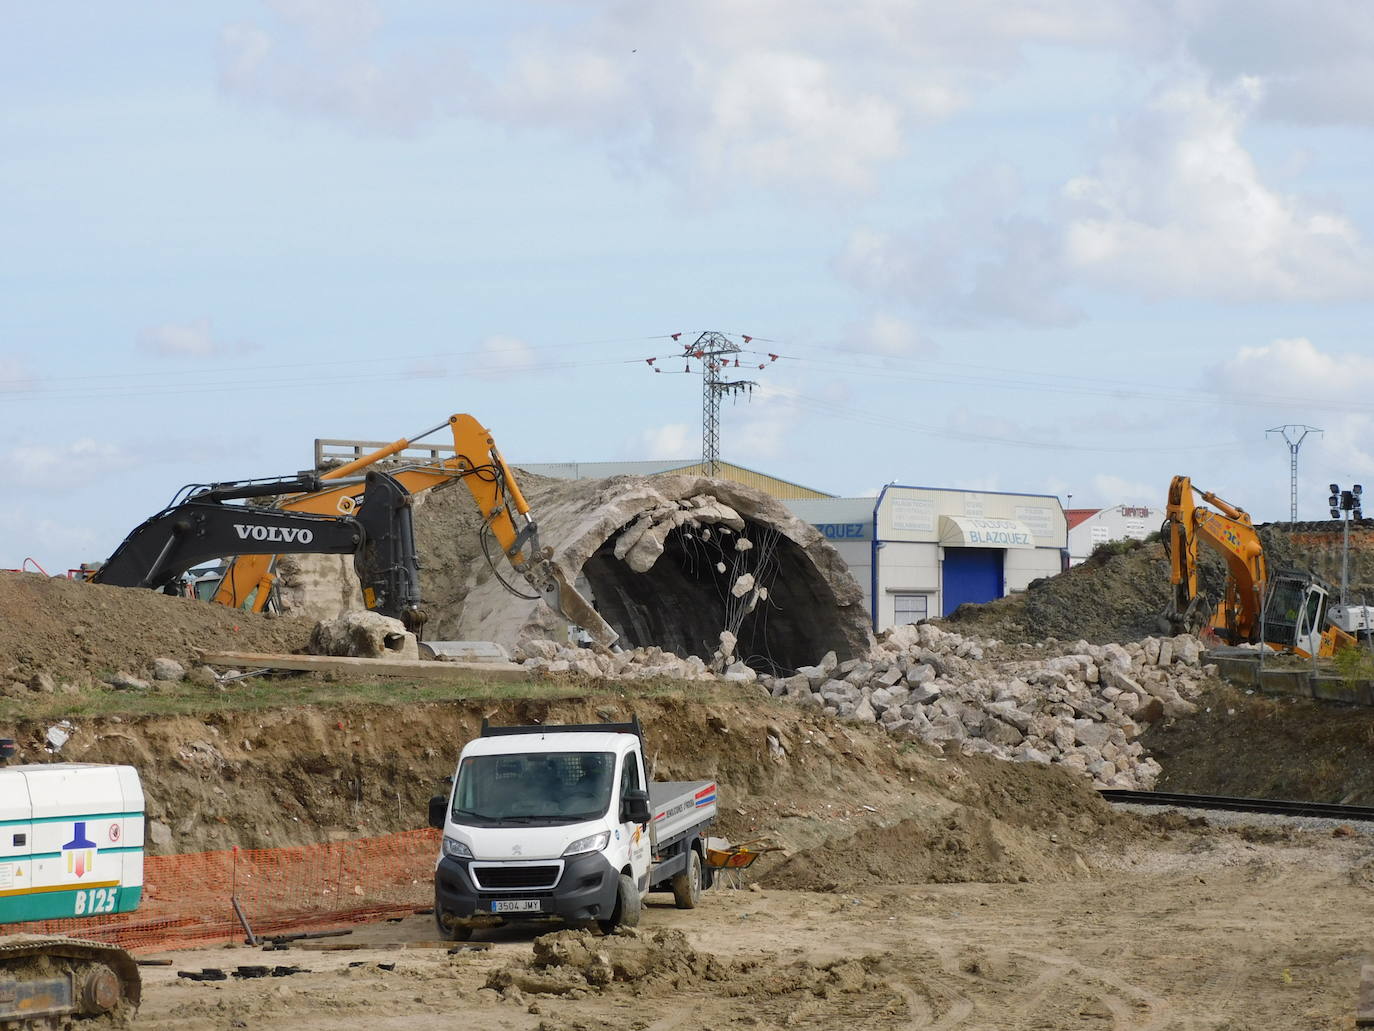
left=4, top=1, right=1374, bottom=572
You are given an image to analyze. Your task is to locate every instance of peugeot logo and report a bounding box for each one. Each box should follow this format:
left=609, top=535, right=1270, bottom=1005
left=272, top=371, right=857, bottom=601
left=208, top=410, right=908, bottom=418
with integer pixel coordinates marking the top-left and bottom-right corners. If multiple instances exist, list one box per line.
left=511, top=844, right=522, bottom=856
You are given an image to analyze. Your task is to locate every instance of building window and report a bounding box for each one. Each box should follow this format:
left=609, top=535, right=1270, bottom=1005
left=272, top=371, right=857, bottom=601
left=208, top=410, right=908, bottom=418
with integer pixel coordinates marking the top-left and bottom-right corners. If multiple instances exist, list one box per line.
left=894, top=593, right=928, bottom=624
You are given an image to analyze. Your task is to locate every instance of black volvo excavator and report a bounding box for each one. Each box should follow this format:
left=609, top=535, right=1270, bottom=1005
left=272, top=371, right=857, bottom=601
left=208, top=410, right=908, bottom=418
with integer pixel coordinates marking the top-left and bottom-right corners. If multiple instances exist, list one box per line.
left=92, top=469, right=426, bottom=632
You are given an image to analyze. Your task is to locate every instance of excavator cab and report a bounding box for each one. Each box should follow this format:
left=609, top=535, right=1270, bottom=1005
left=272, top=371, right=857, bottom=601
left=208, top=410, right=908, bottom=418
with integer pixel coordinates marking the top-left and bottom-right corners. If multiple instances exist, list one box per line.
left=1260, top=570, right=1333, bottom=657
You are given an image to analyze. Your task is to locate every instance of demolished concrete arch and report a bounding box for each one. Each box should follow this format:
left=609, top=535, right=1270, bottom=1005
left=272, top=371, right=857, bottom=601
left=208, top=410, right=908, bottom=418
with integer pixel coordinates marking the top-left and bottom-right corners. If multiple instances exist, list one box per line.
left=423, top=472, right=874, bottom=673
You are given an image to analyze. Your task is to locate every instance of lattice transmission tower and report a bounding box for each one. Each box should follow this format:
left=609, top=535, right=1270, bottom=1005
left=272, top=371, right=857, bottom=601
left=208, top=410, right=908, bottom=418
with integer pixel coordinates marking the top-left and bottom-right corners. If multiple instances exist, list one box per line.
left=642, top=332, right=780, bottom=476
left=1266, top=424, right=1322, bottom=523
left=694, top=332, right=757, bottom=476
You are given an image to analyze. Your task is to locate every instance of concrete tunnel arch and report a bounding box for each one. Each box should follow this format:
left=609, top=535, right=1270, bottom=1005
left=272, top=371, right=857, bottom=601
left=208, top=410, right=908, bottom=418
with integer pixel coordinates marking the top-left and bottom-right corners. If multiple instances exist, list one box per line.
left=447, top=473, right=874, bottom=673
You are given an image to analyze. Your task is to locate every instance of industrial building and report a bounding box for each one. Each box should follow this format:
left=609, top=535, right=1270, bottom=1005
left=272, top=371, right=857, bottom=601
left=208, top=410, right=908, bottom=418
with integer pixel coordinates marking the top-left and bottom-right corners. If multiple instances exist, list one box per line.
left=1065, top=504, right=1160, bottom=565
left=788, top=486, right=1067, bottom=630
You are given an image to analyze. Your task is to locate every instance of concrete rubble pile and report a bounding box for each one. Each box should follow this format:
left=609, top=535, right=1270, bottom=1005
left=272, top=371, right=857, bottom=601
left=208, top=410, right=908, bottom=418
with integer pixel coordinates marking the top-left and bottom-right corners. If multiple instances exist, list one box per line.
left=514, top=628, right=761, bottom=683
left=514, top=621, right=1213, bottom=790
left=770, top=622, right=1210, bottom=789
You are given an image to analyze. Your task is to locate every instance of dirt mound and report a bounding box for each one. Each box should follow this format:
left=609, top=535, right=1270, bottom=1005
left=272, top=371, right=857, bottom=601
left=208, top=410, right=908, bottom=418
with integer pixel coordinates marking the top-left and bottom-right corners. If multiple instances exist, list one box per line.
left=487, top=928, right=729, bottom=993
left=947, top=521, right=1374, bottom=645
left=1142, top=681, right=1374, bottom=804
left=0, top=571, right=315, bottom=691
left=761, top=756, right=1116, bottom=891
left=486, top=927, right=908, bottom=1026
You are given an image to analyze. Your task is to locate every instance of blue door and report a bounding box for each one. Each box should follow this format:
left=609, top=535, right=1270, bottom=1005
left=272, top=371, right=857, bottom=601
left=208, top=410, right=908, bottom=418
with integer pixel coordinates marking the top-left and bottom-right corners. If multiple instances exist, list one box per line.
left=942, top=548, right=1003, bottom=616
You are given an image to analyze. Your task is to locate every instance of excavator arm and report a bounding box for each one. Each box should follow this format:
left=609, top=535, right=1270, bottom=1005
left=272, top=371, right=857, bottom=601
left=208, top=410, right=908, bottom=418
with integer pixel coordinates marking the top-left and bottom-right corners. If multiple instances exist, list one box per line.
left=213, top=414, right=618, bottom=647
left=95, top=471, right=424, bottom=629
left=1161, top=475, right=1266, bottom=643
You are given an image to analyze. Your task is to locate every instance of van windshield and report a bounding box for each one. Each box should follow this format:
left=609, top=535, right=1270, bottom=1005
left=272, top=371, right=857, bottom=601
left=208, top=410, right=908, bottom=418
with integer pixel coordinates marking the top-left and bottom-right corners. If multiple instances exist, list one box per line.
left=451, top=751, right=615, bottom=827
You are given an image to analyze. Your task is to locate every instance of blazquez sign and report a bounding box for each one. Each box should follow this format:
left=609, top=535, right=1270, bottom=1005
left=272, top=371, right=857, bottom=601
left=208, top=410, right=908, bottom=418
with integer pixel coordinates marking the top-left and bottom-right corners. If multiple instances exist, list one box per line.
left=233, top=524, right=315, bottom=544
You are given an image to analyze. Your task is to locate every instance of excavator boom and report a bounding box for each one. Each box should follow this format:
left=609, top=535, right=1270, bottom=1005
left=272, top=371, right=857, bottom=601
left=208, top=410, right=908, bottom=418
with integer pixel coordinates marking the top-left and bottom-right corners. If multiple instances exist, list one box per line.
left=95, top=471, right=424, bottom=630
left=213, top=414, right=617, bottom=647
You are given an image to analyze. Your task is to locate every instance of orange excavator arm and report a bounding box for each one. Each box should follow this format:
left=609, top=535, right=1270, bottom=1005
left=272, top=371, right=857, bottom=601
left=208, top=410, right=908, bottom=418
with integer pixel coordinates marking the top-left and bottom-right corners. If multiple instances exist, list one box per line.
left=1162, top=475, right=1267, bottom=643
left=213, top=414, right=616, bottom=646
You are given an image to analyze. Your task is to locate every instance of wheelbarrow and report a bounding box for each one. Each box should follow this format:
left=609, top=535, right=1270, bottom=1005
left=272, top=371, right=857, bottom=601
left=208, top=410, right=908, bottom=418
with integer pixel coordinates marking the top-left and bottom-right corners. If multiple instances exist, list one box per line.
left=704, top=837, right=781, bottom=886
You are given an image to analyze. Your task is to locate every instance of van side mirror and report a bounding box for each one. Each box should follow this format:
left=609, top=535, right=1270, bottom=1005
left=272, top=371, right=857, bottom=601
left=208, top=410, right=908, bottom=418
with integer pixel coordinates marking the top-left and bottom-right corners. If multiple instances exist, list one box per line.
left=428, top=794, right=448, bottom=829
left=622, top=789, right=650, bottom=825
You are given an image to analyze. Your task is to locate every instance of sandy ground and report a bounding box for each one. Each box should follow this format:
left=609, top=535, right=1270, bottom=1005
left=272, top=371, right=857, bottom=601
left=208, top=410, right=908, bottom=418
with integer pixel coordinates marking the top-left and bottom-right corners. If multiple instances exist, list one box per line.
left=133, top=824, right=1374, bottom=1031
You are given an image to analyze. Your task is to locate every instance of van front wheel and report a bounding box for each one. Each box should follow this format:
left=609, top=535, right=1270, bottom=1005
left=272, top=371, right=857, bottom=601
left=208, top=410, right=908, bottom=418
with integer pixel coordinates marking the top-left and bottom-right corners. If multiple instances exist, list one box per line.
left=599, top=873, right=641, bottom=933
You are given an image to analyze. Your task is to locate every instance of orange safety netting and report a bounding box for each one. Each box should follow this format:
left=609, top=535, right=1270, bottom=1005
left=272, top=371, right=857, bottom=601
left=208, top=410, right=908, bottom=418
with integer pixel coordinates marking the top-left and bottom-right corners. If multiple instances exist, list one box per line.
left=9, top=828, right=440, bottom=952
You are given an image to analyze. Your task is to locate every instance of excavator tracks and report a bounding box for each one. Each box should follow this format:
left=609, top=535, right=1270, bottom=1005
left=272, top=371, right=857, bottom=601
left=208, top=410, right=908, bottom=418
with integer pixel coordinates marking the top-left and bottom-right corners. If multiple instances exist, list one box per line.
left=0, top=936, right=140, bottom=1030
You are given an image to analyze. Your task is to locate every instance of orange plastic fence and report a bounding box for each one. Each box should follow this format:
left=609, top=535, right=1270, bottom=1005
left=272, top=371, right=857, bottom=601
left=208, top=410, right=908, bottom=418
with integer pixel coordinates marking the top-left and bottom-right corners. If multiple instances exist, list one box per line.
left=10, top=828, right=440, bottom=952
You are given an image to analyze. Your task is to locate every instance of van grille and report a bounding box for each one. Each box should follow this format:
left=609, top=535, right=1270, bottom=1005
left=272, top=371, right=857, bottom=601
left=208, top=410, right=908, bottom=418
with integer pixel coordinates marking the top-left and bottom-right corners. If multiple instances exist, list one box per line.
left=471, top=864, right=561, bottom=890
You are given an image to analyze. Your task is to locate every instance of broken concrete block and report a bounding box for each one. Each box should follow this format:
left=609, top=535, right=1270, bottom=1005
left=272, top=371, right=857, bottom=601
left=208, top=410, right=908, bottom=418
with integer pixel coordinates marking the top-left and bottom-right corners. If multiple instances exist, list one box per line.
left=624, top=520, right=674, bottom=572
left=981, top=716, right=1024, bottom=748
left=1143, top=638, right=1161, bottom=666
left=515, top=639, right=562, bottom=662
left=905, top=663, right=936, bottom=687
left=310, top=611, right=419, bottom=660
left=1072, top=719, right=1110, bottom=750
left=875, top=666, right=904, bottom=687
left=985, top=700, right=1032, bottom=733
left=151, top=658, right=186, bottom=682
left=718, top=630, right=738, bottom=661
left=715, top=562, right=727, bottom=574
left=730, top=573, right=756, bottom=598
left=734, top=537, right=754, bottom=552
left=612, top=513, right=655, bottom=561
left=1174, top=636, right=1202, bottom=665
left=105, top=671, right=150, bottom=691
left=723, top=662, right=757, bottom=683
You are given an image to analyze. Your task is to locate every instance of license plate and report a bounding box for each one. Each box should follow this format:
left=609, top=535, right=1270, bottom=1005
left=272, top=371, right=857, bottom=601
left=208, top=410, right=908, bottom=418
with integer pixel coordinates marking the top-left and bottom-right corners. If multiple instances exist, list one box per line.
left=491, top=899, right=542, bottom=914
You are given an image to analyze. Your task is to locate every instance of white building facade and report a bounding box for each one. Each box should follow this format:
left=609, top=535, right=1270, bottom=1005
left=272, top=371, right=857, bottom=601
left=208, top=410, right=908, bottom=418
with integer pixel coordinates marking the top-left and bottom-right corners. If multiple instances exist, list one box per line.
left=1066, top=504, right=1160, bottom=565
left=788, top=486, right=1067, bottom=631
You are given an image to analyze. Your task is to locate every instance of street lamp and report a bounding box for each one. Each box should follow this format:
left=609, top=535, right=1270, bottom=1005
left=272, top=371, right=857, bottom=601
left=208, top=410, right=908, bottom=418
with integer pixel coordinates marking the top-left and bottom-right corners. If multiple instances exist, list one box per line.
left=1328, top=483, right=1363, bottom=603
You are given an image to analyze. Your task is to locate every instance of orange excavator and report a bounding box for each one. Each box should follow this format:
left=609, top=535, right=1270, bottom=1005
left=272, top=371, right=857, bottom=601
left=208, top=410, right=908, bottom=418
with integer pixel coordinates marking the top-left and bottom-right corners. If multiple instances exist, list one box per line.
left=1161, top=475, right=1355, bottom=658
left=211, top=413, right=617, bottom=648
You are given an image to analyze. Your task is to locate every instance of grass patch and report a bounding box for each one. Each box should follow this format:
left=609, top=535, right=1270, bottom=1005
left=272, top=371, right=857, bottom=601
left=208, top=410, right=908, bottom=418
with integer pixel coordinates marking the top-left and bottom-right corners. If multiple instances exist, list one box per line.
left=8, top=671, right=741, bottom=722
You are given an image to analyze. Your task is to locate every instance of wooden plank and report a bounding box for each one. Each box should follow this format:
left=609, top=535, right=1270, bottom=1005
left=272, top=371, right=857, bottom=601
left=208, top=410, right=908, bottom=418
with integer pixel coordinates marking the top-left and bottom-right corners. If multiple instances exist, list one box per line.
left=1358, top=962, right=1374, bottom=1027
left=295, top=940, right=490, bottom=952
left=198, top=650, right=528, bottom=681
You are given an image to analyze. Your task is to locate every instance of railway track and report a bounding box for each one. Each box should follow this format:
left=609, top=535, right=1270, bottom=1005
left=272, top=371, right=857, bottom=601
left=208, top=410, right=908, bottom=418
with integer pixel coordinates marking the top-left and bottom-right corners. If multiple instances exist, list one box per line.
left=1099, top=789, right=1374, bottom=822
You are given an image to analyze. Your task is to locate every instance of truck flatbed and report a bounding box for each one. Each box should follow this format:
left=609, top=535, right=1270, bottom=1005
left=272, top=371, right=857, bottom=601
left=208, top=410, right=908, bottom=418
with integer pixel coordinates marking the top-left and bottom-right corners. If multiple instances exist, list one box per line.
left=649, top=780, right=717, bottom=847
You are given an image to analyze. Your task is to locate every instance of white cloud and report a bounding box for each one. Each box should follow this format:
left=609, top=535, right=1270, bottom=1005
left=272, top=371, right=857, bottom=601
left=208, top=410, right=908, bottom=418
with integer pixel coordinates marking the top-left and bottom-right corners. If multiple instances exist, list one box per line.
left=639, top=423, right=694, bottom=457
left=140, top=319, right=255, bottom=358
left=217, top=1, right=1157, bottom=193
left=844, top=76, right=1374, bottom=323
left=1178, top=1, right=1374, bottom=127
left=468, top=335, right=538, bottom=380
left=6, top=439, right=136, bottom=492
left=1062, top=77, right=1374, bottom=301
left=838, top=163, right=1079, bottom=326
left=845, top=313, right=935, bottom=357
left=1089, top=473, right=1159, bottom=505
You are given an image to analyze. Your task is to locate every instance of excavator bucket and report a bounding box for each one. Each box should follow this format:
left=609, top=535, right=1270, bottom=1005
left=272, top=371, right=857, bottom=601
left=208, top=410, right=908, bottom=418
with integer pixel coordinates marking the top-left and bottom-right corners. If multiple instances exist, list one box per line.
left=543, top=564, right=619, bottom=649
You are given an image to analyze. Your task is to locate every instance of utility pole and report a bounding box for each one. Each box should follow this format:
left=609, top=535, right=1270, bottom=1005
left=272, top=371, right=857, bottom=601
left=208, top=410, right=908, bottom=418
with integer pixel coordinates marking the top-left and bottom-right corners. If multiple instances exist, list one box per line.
left=692, top=331, right=757, bottom=477
left=1328, top=482, right=1363, bottom=604
left=1267, top=425, right=1322, bottom=523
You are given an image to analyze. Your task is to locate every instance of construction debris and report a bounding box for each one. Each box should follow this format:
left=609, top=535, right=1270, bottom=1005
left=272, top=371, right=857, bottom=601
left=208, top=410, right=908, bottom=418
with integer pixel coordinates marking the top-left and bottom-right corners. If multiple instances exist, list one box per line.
left=761, top=622, right=1213, bottom=789
left=309, top=611, right=419, bottom=660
